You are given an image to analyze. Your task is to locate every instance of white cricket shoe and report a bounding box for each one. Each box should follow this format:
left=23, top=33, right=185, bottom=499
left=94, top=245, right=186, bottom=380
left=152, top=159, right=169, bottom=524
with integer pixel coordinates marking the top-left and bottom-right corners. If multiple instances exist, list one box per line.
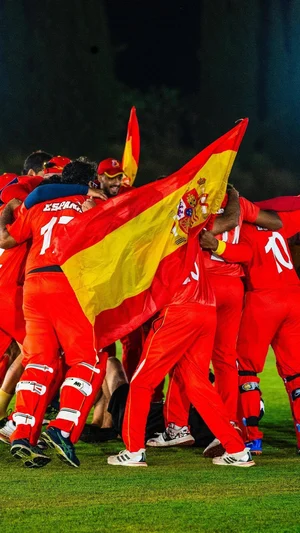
left=107, top=449, right=147, bottom=467
left=147, top=423, right=195, bottom=447
left=0, top=419, right=15, bottom=445
left=0, top=418, right=47, bottom=449
left=212, top=448, right=255, bottom=467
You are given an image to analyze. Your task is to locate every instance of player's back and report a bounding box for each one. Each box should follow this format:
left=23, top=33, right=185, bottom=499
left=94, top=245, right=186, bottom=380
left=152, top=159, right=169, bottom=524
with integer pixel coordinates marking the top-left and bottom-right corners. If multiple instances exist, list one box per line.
left=9, top=196, right=87, bottom=276
left=203, top=196, right=259, bottom=277
left=171, top=239, right=215, bottom=307
left=240, top=219, right=300, bottom=291
left=0, top=205, right=29, bottom=286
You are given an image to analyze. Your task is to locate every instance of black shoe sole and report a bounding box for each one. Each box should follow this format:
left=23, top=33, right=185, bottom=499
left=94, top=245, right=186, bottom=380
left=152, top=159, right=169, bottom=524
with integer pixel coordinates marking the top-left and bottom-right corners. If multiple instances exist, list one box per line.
left=11, top=444, right=51, bottom=468
left=203, top=443, right=226, bottom=458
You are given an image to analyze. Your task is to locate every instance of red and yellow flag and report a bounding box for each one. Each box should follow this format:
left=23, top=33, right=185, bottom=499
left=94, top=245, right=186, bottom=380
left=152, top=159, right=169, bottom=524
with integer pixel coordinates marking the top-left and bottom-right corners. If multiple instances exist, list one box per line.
left=57, top=119, right=248, bottom=347
left=121, top=106, right=140, bottom=186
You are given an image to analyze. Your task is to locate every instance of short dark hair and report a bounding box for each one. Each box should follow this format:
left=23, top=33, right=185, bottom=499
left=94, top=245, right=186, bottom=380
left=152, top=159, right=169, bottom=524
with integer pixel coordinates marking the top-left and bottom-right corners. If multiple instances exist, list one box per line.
left=23, top=150, right=53, bottom=175
left=61, top=159, right=97, bottom=185
left=38, top=174, right=62, bottom=186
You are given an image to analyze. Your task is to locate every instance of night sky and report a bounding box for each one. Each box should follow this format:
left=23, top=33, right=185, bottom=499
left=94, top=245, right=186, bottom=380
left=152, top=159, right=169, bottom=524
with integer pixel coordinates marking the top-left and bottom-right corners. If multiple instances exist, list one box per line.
left=105, top=1, right=201, bottom=92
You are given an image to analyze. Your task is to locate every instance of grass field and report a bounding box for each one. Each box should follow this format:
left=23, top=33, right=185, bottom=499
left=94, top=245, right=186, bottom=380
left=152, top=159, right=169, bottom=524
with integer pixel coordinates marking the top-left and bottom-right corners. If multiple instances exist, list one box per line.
left=1, top=349, right=300, bottom=533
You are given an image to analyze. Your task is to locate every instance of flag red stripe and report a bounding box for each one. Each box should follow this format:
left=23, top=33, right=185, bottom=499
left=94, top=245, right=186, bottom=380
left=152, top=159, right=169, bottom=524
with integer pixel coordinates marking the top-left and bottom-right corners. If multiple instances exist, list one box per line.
left=94, top=239, right=197, bottom=348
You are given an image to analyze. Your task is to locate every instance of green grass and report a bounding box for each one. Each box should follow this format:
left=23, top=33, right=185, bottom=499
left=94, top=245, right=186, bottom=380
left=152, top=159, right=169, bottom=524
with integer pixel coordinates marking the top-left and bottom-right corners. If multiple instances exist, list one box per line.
left=1, top=349, right=300, bottom=533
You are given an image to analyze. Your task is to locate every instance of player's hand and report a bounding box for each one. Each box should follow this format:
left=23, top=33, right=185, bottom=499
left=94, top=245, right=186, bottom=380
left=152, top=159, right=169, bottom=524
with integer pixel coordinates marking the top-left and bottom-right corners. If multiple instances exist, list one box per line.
left=87, top=188, right=108, bottom=201
left=82, top=198, right=97, bottom=212
left=199, top=229, right=219, bottom=251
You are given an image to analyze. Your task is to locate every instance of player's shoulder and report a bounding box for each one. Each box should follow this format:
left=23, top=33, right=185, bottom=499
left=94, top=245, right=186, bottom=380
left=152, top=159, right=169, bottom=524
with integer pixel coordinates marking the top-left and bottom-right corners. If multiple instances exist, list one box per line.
left=240, top=221, right=260, bottom=240
left=39, top=195, right=84, bottom=214
left=239, top=196, right=256, bottom=215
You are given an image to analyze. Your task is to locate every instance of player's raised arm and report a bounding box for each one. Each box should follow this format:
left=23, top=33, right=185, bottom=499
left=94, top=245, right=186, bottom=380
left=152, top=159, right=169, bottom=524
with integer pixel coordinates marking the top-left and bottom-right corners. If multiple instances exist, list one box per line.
left=24, top=183, right=108, bottom=209
left=253, top=208, right=282, bottom=231
left=210, top=186, right=240, bottom=235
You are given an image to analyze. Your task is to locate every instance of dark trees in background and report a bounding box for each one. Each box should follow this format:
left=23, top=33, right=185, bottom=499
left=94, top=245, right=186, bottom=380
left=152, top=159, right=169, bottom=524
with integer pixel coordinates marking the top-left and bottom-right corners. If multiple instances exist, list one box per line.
left=0, top=0, right=116, bottom=164
left=111, top=0, right=300, bottom=197
left=1, top=1, right=300, bottom=198
left=197, top=0, right=300, bottom=197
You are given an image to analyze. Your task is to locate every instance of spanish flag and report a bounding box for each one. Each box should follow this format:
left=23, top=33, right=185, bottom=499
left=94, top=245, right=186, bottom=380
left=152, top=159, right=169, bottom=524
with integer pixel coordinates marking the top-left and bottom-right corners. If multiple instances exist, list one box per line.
left=121, top=107, right=140, bottom=186
left=57, top=119, right=248, bottom=347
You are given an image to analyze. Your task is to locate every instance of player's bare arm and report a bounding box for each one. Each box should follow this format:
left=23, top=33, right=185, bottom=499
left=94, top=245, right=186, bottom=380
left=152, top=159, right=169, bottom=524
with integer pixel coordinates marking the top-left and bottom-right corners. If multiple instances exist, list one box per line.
left=0, top=200, right=20, bottom=249
left=254, top=209, right=282, bottom=231
left=211, top=187, right=240, bottom=235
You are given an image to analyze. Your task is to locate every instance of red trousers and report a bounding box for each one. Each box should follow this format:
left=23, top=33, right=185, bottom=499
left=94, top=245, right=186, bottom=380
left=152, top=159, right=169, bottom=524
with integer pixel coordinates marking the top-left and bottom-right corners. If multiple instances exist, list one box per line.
left=0, top=286, right=26, bottom=356
left=122, top=302, right=245, bottom=454
left=164, top=275, right=244, bottom=427
left=121, top=327, right=145, bottom=381
left=210, top=275, right=244, bottom=422
left=121, top=326, right=164, bottom=402
left=12, top=273, right=107, bottom=445
left=237, top=288, right=300, bottom=446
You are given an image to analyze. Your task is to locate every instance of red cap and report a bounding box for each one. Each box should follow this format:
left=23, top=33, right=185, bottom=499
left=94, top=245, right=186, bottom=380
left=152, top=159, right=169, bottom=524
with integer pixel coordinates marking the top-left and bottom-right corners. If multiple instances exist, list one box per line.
left=1, top=176, right=43, bottom=204
left=0, top=173, right=18, bottom=194
left=97, top=158, right=124, bottom=178
left=44, top=155, right=71, bottom=175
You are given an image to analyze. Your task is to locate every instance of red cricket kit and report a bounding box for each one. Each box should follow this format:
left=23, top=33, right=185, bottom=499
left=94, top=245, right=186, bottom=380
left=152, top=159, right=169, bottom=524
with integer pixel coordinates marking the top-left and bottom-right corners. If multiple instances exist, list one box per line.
left=203, top=197, right=259, bottom=421
left=0, top=177, right=44, bottom=382
left=0, top=205, right=27, bottom=373
left=122, top=239, right=246, bottom=454
left=8, top=197, right=107, bottom=444
left=220, top=211, right=300, bottom=445
left=165, top=197, right=260, bottom=427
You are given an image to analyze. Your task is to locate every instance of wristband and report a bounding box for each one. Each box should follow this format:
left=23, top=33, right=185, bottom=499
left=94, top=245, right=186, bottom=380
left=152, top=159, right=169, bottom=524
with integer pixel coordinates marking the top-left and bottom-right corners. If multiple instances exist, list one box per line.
left=214, top=240, right=227, bottom=255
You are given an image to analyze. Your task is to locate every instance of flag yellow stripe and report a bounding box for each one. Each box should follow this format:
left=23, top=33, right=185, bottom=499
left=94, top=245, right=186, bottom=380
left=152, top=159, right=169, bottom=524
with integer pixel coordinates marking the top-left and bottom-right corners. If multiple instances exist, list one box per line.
left=62, top=149, right=236, bottom=324
left=122, top=138, right=138, bottom=184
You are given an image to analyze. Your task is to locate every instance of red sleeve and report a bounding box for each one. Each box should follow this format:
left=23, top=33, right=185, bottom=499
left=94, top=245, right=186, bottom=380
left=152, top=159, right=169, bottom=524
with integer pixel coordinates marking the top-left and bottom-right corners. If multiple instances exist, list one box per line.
left=279, top=210, right=300, bottom=238
left=255, top=196, right=300, bottom=212
left=240, top=197, right=260, bottom=224
left=8, top=205, right=32, bottom=244
left=218, top=223, right=253, bottom=263
left=1, top=176, right=43, bottom=204
left=219, top=241, right=252, bottom=263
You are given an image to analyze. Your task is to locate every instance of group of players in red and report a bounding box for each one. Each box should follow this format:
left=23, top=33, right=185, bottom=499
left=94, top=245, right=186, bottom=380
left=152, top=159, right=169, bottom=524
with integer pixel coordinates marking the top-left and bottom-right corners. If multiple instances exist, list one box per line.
left=0, top=149, right=300, bottom=469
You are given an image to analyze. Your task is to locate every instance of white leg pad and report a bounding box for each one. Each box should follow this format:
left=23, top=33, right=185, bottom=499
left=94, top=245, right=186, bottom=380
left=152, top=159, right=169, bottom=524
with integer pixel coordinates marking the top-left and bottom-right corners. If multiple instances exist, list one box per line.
left=56, top=408, right=81, bottom=425
left=78, top=362, right=100, bottom=374
left=13, top=412, right=36, bottom=427
left=25, top=364, right=54, bottom=373
left=61, top=377, right=92, bottom=397
left=16, top=381, right=46, bottom=395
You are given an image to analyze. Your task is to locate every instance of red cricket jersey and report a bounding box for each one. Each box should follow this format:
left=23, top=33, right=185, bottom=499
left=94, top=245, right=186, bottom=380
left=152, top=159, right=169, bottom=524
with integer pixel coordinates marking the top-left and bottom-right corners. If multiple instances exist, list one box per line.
left=0, top=205, right=29, bottom=287
left=219, top=210, right=300, bottom=290
left=171, top=240, right=215, bottom=307
left=203, top=197, right=260, bottom=277
left=9, top=196, right=88, bottom=276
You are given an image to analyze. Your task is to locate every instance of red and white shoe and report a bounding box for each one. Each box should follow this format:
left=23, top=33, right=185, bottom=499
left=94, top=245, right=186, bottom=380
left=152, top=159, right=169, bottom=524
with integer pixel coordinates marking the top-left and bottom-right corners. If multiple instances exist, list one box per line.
left=147, top=423, right=195, bottom=447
